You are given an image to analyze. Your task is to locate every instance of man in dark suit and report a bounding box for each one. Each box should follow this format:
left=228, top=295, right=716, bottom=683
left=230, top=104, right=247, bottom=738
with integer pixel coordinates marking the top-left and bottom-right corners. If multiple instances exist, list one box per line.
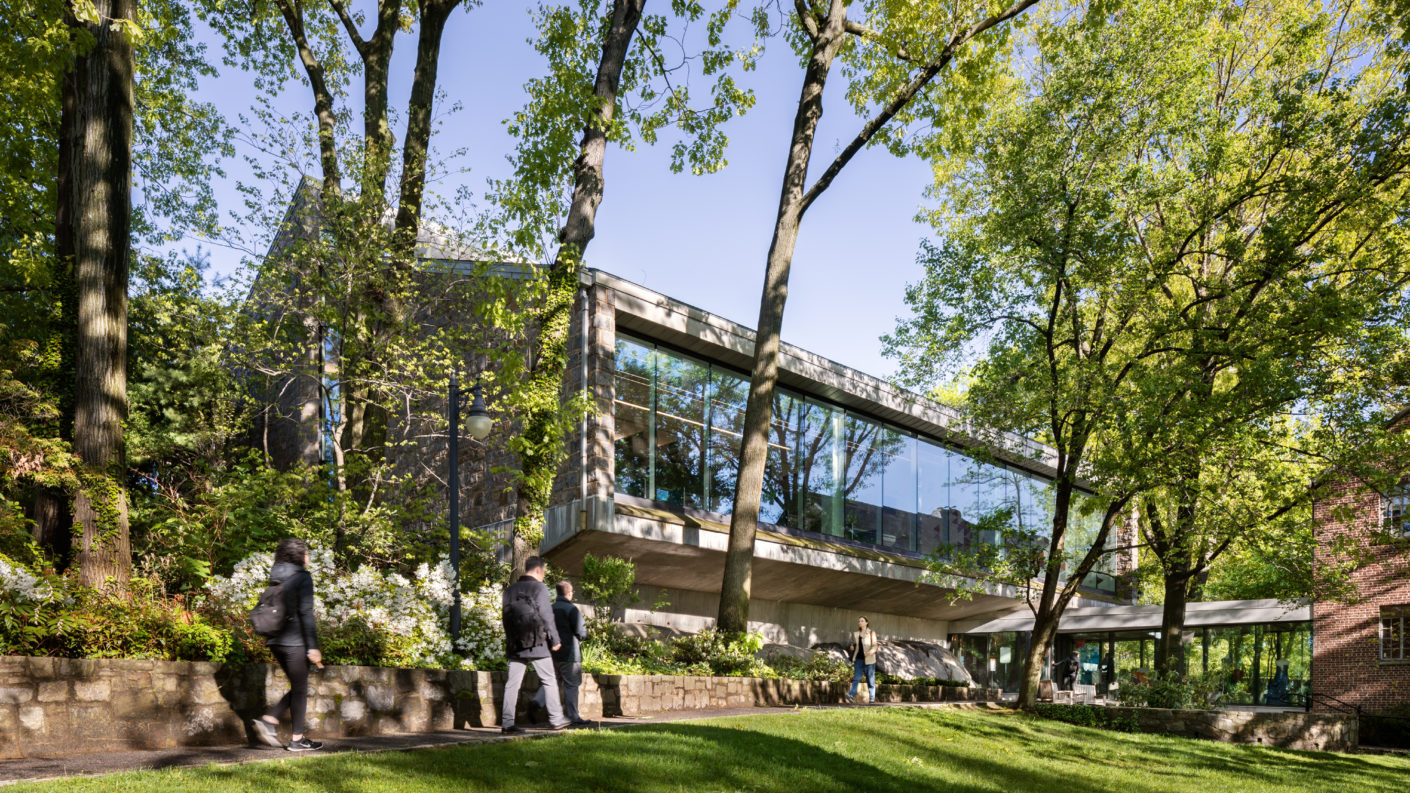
left=534, top=580, right=590, bottom=726
left=500, top=557, right=566, bottom=733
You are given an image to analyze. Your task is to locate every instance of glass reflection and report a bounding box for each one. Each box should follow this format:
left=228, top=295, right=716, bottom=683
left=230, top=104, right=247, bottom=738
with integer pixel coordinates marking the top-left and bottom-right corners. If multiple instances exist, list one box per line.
left=610, top=334, right=1106, bottom=576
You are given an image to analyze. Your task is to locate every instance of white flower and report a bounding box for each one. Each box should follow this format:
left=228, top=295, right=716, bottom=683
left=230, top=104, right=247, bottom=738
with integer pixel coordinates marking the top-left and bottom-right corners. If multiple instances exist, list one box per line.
left=206, top=550, right=505, bottom=669
left=0, top=556, right=58, bottom=604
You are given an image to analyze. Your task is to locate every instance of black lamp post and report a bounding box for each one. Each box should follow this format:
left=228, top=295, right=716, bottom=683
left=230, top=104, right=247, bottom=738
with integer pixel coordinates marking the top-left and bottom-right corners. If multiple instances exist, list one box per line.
left=448, top=370, right=493, bottom=648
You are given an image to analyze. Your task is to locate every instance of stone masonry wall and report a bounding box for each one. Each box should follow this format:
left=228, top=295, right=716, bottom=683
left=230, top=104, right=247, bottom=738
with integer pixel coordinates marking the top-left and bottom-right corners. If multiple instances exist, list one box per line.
left=1312, top=477, right=1410, bottom=713
left=0, top=656, right=1000, bottom=759
left=1095, top=706, right=1358, bottom=753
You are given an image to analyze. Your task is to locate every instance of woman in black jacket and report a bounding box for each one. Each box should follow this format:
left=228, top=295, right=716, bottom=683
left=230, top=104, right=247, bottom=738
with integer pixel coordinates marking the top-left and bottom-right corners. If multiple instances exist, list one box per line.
left=251, top=538, right=323, bottom=751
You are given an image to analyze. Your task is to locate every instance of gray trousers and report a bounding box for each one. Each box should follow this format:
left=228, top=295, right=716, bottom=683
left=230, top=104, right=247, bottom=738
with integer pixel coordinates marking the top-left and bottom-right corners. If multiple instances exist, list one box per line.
left=534, top=661, right=582, bottom=723
left=502, top=656, right=565, bottom=728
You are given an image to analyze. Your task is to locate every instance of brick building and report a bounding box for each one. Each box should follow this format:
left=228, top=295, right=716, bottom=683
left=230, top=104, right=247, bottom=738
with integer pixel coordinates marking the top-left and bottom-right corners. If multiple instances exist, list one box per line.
left=1312, top=413, right=1410, bottom=713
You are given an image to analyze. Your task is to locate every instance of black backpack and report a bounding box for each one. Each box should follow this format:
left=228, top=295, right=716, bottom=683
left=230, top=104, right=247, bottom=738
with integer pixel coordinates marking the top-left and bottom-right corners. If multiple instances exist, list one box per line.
left=504, top=585, right=545, bottom=652
left=250, top=578, right=293, bottom=638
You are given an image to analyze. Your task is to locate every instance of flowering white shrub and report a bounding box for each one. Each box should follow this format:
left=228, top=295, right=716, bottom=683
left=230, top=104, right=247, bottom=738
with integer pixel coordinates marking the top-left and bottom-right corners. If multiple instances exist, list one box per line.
left=206, top=549, right=504, bottom=670
left=0, top=555, right=59, bottom=604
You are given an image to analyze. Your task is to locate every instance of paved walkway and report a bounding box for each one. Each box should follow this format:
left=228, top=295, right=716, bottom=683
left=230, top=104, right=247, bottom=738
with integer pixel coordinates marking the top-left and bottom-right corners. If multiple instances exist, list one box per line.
left=0, top=702, right=1007, bottom=787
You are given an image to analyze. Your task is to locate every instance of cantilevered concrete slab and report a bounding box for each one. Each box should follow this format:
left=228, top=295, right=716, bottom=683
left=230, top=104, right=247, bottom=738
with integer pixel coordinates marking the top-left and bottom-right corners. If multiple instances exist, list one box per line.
left=543, top=495, right=1025, bottom=624
left=951, top=599, right=1312, bottom=635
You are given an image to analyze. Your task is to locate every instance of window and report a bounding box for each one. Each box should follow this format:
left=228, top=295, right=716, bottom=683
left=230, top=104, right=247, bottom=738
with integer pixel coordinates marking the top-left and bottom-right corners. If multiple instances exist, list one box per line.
left=1383, top=489, right=1410, bottom=538
left=609, top=334, right=1102, bottom=573
left=1383, top=607, right=1409, bottom=662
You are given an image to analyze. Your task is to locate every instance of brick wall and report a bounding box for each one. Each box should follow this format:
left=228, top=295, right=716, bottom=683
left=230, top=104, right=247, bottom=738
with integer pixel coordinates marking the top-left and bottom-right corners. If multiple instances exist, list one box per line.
left=1313, top=478, right=1410, bottom=712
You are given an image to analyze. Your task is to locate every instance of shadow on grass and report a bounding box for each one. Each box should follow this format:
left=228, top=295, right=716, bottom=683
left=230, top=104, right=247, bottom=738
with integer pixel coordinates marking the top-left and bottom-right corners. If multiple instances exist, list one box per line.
left=928, top=708, right=1410, bottom=793
left=153, top=719, right=1002, bottom=793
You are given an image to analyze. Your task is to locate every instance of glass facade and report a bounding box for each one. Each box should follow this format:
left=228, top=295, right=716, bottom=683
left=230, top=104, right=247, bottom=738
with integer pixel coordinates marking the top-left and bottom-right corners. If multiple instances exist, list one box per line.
left=612, top=334, right=1111, bottom=579
left=1052, top=621, right=1314, bottom=706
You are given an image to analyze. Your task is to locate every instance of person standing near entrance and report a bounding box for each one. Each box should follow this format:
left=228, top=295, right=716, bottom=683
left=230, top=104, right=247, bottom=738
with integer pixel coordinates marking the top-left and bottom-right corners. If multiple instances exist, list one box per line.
left=501, top=557, right=568, bottom=733
left=251, top=538, right=323, bottom=751
left=533, top=580, right=590, bottom=725
left=847, top=616, right=879, bottom=703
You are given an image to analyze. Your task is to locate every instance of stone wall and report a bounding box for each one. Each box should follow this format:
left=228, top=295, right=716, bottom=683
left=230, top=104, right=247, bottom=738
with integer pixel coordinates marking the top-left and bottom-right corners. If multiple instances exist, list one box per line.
left=1051, top=705, right=1357, bottom=753
left=0, top=656, right=1001, bottom=759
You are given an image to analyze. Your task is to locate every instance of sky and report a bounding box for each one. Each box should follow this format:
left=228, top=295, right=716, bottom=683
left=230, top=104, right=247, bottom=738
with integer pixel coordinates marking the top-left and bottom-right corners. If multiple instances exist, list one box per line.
left=185, top=3, right=942, bottom=382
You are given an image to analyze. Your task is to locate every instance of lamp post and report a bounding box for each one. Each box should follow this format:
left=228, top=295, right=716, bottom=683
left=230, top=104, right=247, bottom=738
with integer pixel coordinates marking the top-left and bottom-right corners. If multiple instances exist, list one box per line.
left=448, top=369, right=493, bottom=648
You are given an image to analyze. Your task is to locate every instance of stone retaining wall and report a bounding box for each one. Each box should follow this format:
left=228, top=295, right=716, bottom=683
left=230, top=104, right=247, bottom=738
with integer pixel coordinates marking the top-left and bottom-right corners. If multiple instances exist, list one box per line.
left=0, top=656, right=1001, bottom=759
left=1046, top=704, right=1358, bottom=753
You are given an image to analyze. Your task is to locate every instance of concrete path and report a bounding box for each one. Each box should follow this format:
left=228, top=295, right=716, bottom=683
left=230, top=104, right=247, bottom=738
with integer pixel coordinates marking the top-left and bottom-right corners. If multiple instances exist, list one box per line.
left=0, top=702, right=1007, bottom=787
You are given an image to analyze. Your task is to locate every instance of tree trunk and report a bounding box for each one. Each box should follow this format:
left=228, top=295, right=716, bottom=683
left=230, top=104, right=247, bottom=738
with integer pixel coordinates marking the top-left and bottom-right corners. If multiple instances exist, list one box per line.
left=506, top=0, right=646, bottom=581
left=716, top=0, right=849, bottom=636
left=1156, top=569, right=1191, bottom=676
left=393, top=0, right=454, bottom=257
left=61, top=0, right=135, bottom=589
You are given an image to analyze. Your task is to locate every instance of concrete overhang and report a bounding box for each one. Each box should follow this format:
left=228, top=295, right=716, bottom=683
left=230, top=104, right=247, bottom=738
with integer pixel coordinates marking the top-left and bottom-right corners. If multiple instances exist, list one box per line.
left=584, top=268, right=1076, bottom=484
left=952, top=598, right=1313, bottom=635
left=543, top=496, right=1026, bottom=623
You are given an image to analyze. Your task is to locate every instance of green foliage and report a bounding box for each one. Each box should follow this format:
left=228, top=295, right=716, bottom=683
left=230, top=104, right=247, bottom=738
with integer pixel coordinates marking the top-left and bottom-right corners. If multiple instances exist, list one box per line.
left=1032, top=703, right=1140, bottom=733
left=0, top=571, right=239, bottom=663
left=668, top=629, right=771, bottom=677
left=578, top=553, right=640, bottom=622
left=875, top=674, right=968, bottom=687
left=769, top=652, right=853, bottom=683
left=1116, top=671, right=1222, bottom=710
left=486, top=0, right=765, bottom=255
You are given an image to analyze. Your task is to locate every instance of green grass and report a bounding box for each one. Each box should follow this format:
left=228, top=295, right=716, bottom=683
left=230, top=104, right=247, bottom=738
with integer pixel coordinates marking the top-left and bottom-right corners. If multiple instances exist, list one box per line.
left=13, top=708, right=1410, bottom=793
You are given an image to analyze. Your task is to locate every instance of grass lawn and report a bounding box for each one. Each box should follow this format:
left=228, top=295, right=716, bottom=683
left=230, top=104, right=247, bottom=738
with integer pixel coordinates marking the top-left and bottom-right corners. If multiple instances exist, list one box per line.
left=12, top=707, right=1409, bottom=793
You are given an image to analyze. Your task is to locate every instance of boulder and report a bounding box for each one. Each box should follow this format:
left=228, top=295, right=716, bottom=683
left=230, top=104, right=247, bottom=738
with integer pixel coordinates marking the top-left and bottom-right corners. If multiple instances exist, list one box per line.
left=813, top=640, right=973, bottom=685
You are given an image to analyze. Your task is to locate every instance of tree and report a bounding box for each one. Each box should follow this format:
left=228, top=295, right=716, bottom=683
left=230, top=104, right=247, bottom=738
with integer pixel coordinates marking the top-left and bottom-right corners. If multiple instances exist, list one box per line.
left=59, top=0, right=138, bottom=588
left=3, top=0, right=228, bottom=575
left=715, top=0, right=1041, bottom=635
left=485, top=0, right=759, bottom=576
left=886, top=0, right=1410, bottom=707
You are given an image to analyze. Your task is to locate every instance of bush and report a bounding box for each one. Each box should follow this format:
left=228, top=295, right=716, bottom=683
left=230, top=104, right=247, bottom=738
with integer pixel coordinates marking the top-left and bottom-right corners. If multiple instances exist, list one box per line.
left=205, top=549, right=503, bottom=670
left=877, top=674, right=969, bottom=687
left=1033, top=703, right=1140, bottom=733
left=0, top=556, right=238, bottom=662
left=667, top=629, right=770, bottom=677
left=1116, top=670, right=1220, bottom=710
left=769, top=652, right=852, bottom=682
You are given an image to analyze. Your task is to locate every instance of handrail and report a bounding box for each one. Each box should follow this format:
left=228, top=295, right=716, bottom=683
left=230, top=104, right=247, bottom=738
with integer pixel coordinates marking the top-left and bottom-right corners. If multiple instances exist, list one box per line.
left=1304, top=691, right=1361, bottom=716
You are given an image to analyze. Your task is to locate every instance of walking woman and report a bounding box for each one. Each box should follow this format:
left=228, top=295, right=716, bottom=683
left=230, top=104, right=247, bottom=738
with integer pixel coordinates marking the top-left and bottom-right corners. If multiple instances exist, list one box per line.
left=252, top=538, right=323, bottom=751
left=847, top=616, right=879, bottom=703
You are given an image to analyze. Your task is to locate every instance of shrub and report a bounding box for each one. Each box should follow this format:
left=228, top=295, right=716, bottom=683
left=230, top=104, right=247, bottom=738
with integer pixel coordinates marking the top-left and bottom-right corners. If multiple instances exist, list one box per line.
left=769, top=652, right=852, bottom=682
left=0, top=556, right=238, bottom=662
left=1116, top=671, right=1219, bottom=710
left=668, top=629, right=770, bottom=677
left=877, top=674, right=969, bottom=687
left=205, top=549, right=503, bottom=670
left=1033, top=703, right=1140, bottom=733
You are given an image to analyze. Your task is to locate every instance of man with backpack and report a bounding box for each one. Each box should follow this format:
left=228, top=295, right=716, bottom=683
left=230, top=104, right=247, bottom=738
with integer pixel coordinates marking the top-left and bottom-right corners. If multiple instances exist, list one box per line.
left=500, top=556, right=568, bottom=733
left=250, top=538, right=323, bottom=751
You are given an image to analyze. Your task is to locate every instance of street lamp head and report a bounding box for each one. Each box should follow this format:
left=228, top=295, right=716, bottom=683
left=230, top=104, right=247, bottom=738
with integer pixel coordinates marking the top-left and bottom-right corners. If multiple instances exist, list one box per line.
left=466, top=382, right=493, bottom=440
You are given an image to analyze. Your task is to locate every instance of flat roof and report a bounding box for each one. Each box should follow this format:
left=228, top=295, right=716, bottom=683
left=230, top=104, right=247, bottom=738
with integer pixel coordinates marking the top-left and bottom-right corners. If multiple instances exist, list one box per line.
left=952, top=598, right=1312, bottom=635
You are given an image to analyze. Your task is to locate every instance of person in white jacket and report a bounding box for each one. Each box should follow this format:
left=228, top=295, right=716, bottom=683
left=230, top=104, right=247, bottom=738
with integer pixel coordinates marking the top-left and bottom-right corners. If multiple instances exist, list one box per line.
left=846, top=616, right=879, bottom=703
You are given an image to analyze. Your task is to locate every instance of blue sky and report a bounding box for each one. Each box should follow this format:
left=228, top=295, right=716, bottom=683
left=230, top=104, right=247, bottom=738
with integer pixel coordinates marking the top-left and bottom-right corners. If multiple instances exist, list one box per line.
left=186, top=3, right=939, bottom=381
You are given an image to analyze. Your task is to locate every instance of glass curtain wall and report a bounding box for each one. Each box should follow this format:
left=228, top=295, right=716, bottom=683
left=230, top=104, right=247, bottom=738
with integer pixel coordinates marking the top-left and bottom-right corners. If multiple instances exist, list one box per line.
left=613, top=334, right=1106, bottom=570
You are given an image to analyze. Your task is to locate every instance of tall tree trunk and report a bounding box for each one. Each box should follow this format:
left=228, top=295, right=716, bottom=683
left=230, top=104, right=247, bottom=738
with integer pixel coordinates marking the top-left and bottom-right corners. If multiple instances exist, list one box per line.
left=508, top=0, right=646, bottom=579
left=393, top=0, right=454, bottom=258
left=1016, top=477, right=1074, bottom=708
left=716, top=0, right=1040, bottom=634
left=716, top=0, right=849, bottom=635
left=61, top=0, right=135, bottom=589
left=1157, top=567, right=1192, bottom=676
